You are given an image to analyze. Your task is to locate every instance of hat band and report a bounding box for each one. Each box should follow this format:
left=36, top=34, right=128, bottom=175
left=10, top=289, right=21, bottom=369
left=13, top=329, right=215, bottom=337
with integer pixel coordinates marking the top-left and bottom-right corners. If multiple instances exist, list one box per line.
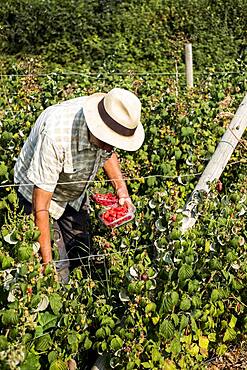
left=98, top=98, right=136, bottom=137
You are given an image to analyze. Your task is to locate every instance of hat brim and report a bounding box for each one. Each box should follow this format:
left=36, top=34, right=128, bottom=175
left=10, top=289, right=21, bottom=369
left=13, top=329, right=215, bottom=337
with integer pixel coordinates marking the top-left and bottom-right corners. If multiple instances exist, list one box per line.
left=83, top=93, right=145, bottom=151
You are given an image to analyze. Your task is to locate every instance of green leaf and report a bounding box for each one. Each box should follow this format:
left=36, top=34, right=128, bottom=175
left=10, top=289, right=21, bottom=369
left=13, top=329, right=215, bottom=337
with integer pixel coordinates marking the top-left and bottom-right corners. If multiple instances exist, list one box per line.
left=170, top=291, right=179, bottom=305
left=229, top=315, right=237, bottom=329
left=170, top=228, right=182, bottom=240
left=216, top=344, right=227, bottom=356
left=159, top=320, right=174, bottom=340
left=49, top=293, right=63, bottom=315
left=0, top=162, right=8, bottom=177
left=0, top=335, right=9, bottom=350
left=101, top=317, right=115, bottom=328
left=187, top=343, right=199, bottom=357
left=211, top=289, right=220, bottom=302
left=68, top=332, right=77, bottom=345
left=179, top=296, right=191, bottom=311
left=48, top=351, right=58, bottom=364
left=101, top=340, right=107, bottom=352
left=205, top=240, right=211, bottom=253
left=163, top=359, right=177, bottom=370
left=170, top=338, right=181, bottom=357
left=145, top=302, right=156, bottom=314
left=38, top=312, right=57, bottom=331
left=35, top=333, right=52, bottom=352
left=17, top=246, right=33, bottom=261
left=190, top=317, right=198, bottom=333
left=34, top=326, right=43, bottom=338
left=199, top=335, right=209, bottom=357
left=84, top=336, right=92, bottom=350
left=171, top=313, right=179, bottom=327
left=110, top=336, right=123, bottom=351
left=178, top=264, right=193, bottom=281
left=179, top=315, right=189, bottom=332
left=49, top=359, right=67, bottom=370
left=181, top=126, right=194, bottom=137
left=152, top=347, right=161, bottom=362
left=175, top=149, right=182, bottom=160
left=126, top=362, right=135, bottom=370
left=22, top=333, right=33, bottom=345
left=223, top=327, right=237, bottom=342
left=142, top=362, right=151, bottom=368
left=2, top=256, right=14, bottom=269
left=95, top=327, right=105, bottom=339
left=208, top=333, right=216, bottom=342
left=152, top=316, right=160, bottom=325
left=63, top=314, right=69, bottom=326
left=192, top=295, right=202, bottom=308
left=20, top=353, right=41, bottom=370
left=1, top=309, right=18, bottom=326
left=147, top=177, right=156, bottom=187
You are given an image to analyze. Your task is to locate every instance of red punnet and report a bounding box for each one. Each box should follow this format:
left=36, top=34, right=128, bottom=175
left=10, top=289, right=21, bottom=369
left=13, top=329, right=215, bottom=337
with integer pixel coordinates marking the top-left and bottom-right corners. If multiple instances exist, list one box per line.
left=99, top=203, right=135, bottom=228
left=91, top=192, right=135, bottom=228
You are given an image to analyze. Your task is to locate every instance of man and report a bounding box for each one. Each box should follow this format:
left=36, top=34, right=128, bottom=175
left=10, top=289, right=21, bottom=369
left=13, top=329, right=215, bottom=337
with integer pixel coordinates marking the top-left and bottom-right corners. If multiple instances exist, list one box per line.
left=14, top=87, right=145, bottom=281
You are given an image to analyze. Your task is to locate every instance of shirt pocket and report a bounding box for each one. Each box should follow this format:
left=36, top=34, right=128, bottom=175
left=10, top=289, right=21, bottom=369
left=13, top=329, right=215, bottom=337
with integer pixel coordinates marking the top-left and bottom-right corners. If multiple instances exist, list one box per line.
left=61, top=165, right=92, bottom=182
left=54, top=166, right=92, bottom=202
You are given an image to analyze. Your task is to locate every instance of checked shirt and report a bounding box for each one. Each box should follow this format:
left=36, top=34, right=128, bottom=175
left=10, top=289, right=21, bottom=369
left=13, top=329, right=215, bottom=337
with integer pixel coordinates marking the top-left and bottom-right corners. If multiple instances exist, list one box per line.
left=14, top=97, right=112, bottom=219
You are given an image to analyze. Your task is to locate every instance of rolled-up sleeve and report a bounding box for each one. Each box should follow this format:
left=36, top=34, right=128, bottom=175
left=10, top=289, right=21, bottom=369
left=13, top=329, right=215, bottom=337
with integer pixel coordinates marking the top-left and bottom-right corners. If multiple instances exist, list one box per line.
left=27, top=133, right=64, bottom=193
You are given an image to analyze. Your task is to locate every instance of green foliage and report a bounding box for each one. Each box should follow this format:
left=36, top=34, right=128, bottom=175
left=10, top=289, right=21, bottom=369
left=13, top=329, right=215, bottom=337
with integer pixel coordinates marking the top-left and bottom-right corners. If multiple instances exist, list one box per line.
left=49, top=359, right=67, bottom=370
left=0, top=0, right=246, bottom=68
left=0, top=44, right=246, bottom=369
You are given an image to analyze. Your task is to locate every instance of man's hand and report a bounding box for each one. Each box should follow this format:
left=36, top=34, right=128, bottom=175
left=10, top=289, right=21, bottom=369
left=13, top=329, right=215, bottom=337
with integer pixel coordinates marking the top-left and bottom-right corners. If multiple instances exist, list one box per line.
left=117, top=187, right=132, bottom=206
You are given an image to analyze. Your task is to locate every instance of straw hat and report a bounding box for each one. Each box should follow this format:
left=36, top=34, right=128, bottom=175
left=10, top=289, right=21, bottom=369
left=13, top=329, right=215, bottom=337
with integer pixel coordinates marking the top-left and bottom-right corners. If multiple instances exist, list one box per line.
left=83, top=88, right=145, bottom=151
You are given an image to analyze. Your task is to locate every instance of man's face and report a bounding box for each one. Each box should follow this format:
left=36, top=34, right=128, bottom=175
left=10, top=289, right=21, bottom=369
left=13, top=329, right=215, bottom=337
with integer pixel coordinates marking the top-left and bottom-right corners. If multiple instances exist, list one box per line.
left=88, top=131, right=113, bottom=153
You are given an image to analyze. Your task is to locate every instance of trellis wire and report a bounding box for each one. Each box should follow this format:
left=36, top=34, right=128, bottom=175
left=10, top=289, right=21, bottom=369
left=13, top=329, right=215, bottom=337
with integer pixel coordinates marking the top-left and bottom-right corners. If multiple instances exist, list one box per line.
left=0, top=172, right=202, bottom=189
left=0, top=159, right=246, bottom=190
left=0, top=244, right=151, bottom=274
left=0, top=70, right=246, bottom=78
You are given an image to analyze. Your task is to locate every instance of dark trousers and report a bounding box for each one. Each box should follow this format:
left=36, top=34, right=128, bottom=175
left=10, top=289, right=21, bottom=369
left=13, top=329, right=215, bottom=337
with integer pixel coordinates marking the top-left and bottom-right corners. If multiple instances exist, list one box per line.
left=17, top=192, right=91, bottom=272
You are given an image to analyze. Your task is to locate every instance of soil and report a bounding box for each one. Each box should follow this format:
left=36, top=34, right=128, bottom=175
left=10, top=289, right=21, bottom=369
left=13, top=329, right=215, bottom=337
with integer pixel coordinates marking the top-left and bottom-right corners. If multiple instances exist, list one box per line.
left=206, top=343, right=247, bottom=369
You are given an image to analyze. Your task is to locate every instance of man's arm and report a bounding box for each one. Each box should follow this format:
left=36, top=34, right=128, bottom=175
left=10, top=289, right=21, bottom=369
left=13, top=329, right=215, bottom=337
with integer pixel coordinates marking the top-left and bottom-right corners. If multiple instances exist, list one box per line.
left=32, top=186, right=53, bottom=265
left=103, top=152, right=131, bottom=205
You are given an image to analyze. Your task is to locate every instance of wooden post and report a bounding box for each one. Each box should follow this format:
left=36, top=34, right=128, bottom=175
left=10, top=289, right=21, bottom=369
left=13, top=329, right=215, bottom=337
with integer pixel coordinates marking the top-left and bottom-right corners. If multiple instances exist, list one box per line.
left=181, top=94, right=247, bottom=232
left=185, top=43, right=193, bottom=88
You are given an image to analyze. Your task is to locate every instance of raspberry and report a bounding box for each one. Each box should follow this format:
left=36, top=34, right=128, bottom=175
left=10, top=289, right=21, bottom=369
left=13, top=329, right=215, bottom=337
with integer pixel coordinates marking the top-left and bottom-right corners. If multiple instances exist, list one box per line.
left=100, top=204, right=133, bottom=228
left=91, top=192, right=118, bottom=206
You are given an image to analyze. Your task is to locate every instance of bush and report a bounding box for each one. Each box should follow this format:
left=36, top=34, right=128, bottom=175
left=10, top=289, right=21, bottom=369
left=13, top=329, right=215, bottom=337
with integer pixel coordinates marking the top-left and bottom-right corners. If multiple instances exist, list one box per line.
left=0, top=0, right=246, bottom=68
left=0, top=57, right=246, bottom=368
